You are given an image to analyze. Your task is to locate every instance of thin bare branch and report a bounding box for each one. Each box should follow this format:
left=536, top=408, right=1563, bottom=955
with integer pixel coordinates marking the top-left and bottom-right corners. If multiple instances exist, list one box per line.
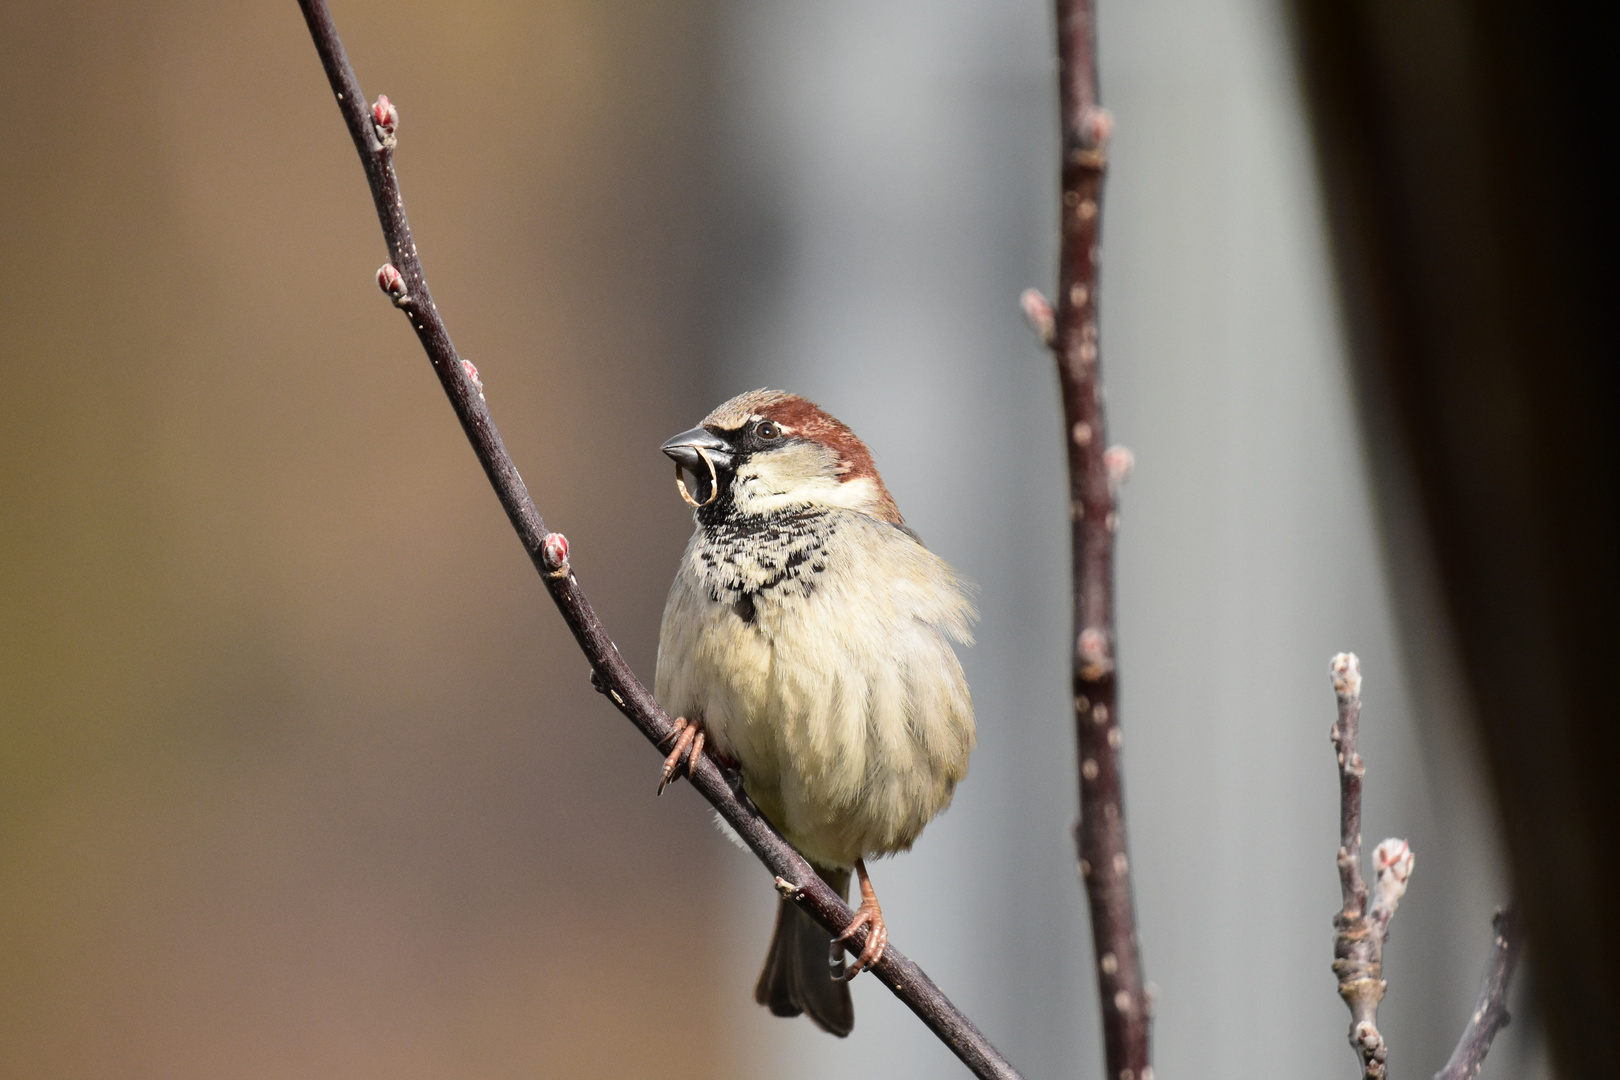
left=1434, top=906, right=1522, bottom=1080
left=1331, top=653, right=1369, bottom=917
left=1040, top=3, right=1153, bottom=1079
left=294, top=3, right=1022, bottom=1077
left=1328, top=653, right=1416, bottom=1080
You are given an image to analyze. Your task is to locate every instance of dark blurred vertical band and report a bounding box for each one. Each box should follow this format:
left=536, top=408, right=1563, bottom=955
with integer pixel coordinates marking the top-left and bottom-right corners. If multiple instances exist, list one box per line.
left=1286, top=1, right=1618, bottom=1074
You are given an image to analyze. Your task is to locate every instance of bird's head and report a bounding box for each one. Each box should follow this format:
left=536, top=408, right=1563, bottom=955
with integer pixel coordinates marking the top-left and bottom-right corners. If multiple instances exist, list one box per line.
left=662, top=389, right=901, bottom=524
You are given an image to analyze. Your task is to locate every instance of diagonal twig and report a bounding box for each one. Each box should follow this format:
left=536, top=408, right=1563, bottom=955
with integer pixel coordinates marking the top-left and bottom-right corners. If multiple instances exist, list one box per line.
left=1434, top=906, right=1521, bottom=1080
left=293, top=2, right=1021, bottom=1077
left=1024, top=3, right=1153, bottom=1079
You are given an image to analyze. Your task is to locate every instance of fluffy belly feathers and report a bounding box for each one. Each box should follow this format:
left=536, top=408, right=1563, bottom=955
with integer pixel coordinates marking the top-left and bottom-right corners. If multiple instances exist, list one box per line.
left=655, top=515, right=974, bottom=870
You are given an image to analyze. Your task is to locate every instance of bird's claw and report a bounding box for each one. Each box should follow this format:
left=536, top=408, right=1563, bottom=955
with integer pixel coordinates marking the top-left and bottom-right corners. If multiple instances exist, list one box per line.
left=833, top=897, right=888, bottom=979
left=657, top=716, right=705, bottom=795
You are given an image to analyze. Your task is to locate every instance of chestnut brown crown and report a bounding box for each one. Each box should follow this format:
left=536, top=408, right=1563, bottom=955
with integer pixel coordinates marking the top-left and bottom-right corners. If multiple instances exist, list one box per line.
left=664, top=389, right=902, bottom=524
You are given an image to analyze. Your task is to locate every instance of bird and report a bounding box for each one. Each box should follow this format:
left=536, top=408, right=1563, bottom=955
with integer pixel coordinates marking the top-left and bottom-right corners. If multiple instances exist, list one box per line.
left=653, top=388, right=976, bottom=1037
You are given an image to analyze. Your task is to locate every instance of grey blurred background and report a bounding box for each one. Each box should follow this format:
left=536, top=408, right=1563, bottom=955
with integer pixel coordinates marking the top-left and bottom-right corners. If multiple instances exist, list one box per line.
left=0, top=1, right=1537, bottom=1078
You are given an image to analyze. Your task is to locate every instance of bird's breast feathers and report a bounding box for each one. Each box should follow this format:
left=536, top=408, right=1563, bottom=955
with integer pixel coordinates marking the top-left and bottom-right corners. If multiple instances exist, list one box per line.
left=655, top=508, right=975, bottom=869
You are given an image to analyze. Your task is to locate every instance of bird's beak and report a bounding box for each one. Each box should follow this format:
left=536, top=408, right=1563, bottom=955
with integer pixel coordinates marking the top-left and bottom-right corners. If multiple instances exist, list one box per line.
left=662, top=426, right=734, bottom=507
left=661, top=426, right=734, bottom=471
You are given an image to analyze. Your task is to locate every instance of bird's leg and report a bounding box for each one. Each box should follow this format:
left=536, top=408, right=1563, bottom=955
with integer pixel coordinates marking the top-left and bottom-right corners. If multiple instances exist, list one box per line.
left=834, top=858, right=888, bottom=979
left=657, top=716, right=706, bottom=795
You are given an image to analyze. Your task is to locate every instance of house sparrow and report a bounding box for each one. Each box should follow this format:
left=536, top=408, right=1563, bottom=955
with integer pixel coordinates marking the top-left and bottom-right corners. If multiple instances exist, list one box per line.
left=654, top=388, right=975, bottom=1037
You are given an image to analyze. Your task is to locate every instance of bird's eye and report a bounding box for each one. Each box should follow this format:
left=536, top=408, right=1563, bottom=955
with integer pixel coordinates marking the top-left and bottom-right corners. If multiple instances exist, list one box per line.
left=755, top=420, right=780, bottom=440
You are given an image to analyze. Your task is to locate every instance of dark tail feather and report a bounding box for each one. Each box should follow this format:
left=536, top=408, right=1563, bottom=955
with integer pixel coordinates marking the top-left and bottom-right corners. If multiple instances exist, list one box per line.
left=754, top=864, right=853, bottom=1037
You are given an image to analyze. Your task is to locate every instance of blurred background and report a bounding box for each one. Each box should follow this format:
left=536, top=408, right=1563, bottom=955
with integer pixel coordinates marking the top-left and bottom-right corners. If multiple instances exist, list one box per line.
left=1, top=1, right=1570, bottom=1078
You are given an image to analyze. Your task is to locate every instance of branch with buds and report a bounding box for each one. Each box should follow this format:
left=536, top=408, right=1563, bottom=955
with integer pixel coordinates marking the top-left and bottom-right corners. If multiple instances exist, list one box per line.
left=1022, top=4, right=1153, bottom=1080
left=1328, top=654, right=1520, bottom=1080
left=294, top=2, right=1020, bottom=1078
left=1329, top=653, right=1414, bottom=1079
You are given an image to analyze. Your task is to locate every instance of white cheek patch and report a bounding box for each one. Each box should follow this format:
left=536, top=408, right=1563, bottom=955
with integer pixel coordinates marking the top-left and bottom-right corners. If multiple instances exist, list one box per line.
left=808, top=475, right=883, bottom=514
left=733, top=446, right=881, bottom=516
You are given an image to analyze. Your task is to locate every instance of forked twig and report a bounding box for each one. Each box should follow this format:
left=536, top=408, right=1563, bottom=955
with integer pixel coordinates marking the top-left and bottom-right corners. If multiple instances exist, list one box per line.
left=1327, top=655, right=1520, bottom=1080
left=1329, top=653, right=1416, bottom=1080
left=294, top=2, right=1021, bottom=1077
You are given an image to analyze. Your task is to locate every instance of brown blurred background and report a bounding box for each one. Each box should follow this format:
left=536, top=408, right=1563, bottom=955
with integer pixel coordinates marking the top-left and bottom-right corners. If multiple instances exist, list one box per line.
left=2, top=2, right=732, bottom=1076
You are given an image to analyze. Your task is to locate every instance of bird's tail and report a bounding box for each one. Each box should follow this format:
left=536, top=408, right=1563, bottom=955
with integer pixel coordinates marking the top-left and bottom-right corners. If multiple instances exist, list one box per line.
left=754, top=864, right=854, bottom=1037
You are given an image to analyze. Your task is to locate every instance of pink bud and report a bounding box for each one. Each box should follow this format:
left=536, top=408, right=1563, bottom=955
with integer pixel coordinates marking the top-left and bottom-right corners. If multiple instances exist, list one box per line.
left=1020, top=288, right=1056, bottom=346
left=1330, top=652, right=1362, bottom=701
left=1374, top=838, right=1413, bottom=878
left=372, top=94, right=398, bottom=141
left=1077, top=626, right=1114, bottom=678
left=541, top=532, right=570, bottom=576
left=1371, top=837, right=1416, bottom=920
left=461, top=358, right=482, bottom=389
left=376, top=263, right=407, bottom=304
left=1081, top=106, right=1113, bottom=150
left=1104, top=445, right=1135, bottom=491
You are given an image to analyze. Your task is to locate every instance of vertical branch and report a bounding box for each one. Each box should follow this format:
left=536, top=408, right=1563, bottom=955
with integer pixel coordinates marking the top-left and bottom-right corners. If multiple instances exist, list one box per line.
left=1028, top=3, right=1151, bottom=1078
left=1328, top=654, right=1416, bottom=1080
left=1332, top=654, right=1369, bottom=922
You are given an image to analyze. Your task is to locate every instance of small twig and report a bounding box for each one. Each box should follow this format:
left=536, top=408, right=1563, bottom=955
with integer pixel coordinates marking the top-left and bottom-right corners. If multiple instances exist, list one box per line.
left=1434, top=906, right=1522, bottom=1080
left=293, top=3, right=1021, bottom=1077
left=1028, top=3, right=1153, bottom=1080
left=1331, top=653, right=1369, bottom=917
left=1329, top=653, right=1416, bottom=1080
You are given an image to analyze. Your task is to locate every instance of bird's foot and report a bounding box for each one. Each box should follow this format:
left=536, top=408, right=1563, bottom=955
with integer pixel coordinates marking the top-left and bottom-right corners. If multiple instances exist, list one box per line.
left=657, top=716, right=706, bottom=795
left=833, top=894, right=887, bottom=979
